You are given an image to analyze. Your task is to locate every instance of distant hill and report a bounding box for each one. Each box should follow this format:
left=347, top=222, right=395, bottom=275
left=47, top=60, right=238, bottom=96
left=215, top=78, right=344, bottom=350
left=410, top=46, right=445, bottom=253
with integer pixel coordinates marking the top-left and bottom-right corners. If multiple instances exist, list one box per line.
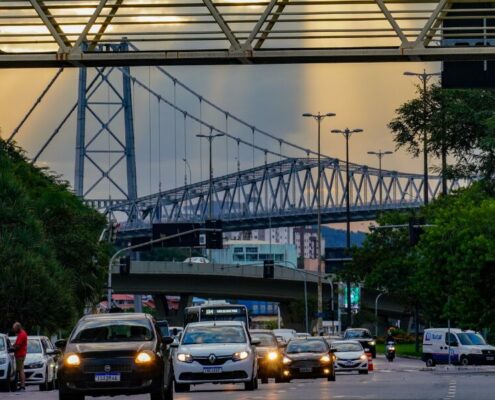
left=322, top=226, right=366, bottom=248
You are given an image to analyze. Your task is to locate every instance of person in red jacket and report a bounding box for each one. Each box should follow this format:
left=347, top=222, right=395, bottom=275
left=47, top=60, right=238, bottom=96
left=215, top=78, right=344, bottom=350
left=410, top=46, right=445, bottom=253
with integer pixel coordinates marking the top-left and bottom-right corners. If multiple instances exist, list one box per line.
left=12, top=322, right=27, bottom=391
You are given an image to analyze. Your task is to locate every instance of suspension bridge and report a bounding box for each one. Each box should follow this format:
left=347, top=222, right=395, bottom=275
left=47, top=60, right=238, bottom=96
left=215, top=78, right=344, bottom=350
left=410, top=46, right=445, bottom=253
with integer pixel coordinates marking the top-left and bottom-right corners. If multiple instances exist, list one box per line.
left=6, top=42, right=468, bottom=236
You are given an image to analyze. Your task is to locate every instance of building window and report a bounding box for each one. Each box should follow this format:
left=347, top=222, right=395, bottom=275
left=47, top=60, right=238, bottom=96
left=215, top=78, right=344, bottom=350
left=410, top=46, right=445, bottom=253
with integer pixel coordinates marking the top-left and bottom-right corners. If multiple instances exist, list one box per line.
left=233, top=247, right=243, bottom=253
left=246, top=254, right=258, bottom=261
left=259, top=253, right=270, bottom=260
left=233, top=254, right=245, bottom=261
left=274, top=254, right=284, bottom=261
left=245, top=247, right=258, bottom=253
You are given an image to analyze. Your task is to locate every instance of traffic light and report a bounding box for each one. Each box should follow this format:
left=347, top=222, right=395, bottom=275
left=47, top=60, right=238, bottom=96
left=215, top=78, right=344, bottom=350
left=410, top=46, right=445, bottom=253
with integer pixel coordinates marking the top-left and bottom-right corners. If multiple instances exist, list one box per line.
left=108, top=222, right=119, bottom=243
left=409, top=217, right=425, bottom=246
left=263, top=260, right=274, bottom=279
left=205, top=219, right=223, bottom=249
left=119, top=256, right=131, bottom=275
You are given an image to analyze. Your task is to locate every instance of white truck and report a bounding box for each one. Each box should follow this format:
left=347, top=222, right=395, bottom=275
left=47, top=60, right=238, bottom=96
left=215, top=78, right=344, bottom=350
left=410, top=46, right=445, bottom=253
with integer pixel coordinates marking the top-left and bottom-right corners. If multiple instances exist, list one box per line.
left=422, top=328, right=495, bottom=366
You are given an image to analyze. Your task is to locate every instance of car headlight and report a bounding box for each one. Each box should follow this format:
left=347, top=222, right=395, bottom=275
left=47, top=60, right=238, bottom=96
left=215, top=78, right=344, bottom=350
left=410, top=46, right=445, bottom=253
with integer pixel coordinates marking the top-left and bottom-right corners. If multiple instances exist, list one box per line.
left=282, top=356, right=292, bottom=365
left=135, top=351, right=155, bottom=364
left=232, top=351, right=249, bottom=361
left=360, top=354, right=368, bottom=361
left=471, top=348, right=482, bottom=354
left=267, top=351, right=279, bottom=361
left=369, top=341, right=376, bottom=346
left=0, top=357, right=7, bottom=365
left=65, top=354, right=80, bottom=367
left=177, top=353, right=193, bottom=363
left=320, top=355, right=331, bottom=364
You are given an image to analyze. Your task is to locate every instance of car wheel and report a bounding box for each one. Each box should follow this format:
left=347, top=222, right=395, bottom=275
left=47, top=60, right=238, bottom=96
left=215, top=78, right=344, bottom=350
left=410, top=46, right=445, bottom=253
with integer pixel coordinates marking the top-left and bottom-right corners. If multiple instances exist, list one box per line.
left=425, top=356, right=436, bottom=367
left=0, top=379, right=9, bottom=392
left=460, top=356, right=469, bottom=366
left=59, top=391, right=84, bottom=400
left=244, top=373, right=258, bottom=391
left=174, top=383, right=190, bottom=393
left=359, top=370, right=368, bottom=375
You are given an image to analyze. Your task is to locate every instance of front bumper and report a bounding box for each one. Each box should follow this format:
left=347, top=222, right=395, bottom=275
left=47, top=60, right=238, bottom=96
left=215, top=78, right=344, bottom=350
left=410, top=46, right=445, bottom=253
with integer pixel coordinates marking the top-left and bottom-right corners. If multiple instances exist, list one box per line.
left=468, top=354, right=495, bottom=365
left=25, top=366, right=47, bottom=385
left=257, top=358, right=282, bottom=378
left=174, top=357, right=254, bottom=384
left=282, top=361, right=334, bottom=379
left=58, top=362, right=163, bottom=396
left=334, top=359, right=368, bottom=372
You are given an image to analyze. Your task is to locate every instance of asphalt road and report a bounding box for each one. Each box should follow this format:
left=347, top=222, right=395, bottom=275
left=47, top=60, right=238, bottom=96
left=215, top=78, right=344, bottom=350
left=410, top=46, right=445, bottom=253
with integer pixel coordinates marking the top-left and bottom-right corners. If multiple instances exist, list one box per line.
left=5, top=357, right=495, bottom=400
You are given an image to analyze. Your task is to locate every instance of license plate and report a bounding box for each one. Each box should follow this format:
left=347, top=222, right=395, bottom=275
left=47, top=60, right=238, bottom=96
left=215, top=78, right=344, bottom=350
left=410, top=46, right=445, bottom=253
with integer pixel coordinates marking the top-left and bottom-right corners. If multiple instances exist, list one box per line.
left=487, top=356, right=494, bottom=361
left=299, top=367, right=312, bottom=373
left=203, top=367, right=222, bottom=374
left=345, top=361, right=354, bottom=366
left=95, top=373, right=121, bottom=382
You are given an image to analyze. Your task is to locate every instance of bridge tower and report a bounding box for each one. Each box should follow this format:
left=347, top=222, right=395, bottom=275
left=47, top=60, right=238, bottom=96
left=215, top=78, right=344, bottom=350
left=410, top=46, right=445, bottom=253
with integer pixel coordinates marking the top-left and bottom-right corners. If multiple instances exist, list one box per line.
left=74, top=41, right=137, bottom=203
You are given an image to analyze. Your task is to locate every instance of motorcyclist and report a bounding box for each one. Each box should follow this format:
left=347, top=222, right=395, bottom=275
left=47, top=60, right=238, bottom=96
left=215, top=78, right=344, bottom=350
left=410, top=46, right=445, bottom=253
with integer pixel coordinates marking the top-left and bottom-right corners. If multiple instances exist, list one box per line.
left=386, top=329, right=394, bottom=343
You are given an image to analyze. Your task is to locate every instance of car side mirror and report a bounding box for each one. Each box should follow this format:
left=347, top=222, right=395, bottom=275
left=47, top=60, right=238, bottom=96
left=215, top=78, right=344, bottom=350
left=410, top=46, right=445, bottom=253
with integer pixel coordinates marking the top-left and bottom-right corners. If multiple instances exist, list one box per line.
left=162, top=336, right=174, bottom=346
left=55, top=339, right=67, bottom=350
left=251, top=339, right=261, bottom=346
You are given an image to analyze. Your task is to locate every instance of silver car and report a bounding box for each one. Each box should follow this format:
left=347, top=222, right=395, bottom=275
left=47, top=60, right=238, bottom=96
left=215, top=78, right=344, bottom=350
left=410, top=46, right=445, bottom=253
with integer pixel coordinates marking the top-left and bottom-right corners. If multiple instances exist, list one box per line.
left=0, top=334, right=16, bottom=392
left=9, top=336, right=59, bottom=390
left=331, top=340, right=369, bottom=375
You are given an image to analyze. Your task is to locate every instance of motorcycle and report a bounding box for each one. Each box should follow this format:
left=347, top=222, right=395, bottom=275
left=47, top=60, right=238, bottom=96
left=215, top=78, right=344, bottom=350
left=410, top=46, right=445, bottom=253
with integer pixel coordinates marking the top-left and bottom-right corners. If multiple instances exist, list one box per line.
left=386, top=341, right=396, bottom=362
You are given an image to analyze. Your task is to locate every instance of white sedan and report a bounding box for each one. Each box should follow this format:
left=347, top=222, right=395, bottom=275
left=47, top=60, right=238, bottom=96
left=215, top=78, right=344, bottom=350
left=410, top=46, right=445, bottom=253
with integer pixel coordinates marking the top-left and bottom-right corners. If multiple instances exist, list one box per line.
left=331, top=340, right=369, bottom=375
left=172, top=321, right=259, bottom=392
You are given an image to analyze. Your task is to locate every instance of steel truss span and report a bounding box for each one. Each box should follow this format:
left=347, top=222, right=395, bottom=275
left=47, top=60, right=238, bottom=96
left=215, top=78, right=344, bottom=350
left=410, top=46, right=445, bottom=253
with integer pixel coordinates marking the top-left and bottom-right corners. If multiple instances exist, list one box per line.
left=94, top=157, right=467, bottom=232
left=1, top=0, right=495, bottom=67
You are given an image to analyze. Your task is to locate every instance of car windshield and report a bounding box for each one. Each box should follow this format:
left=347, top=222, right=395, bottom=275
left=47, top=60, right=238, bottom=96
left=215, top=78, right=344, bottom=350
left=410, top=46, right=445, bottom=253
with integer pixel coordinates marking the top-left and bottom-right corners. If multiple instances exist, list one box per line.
left=345, top=330, right=371, bottom=339
left=457, top=333, right=474, bottom=346
left=28, top=339, right=42, bottom=353
left=182, top=326, right=246, bottom=345
left=465, top=333, right=487, bottom=345
left=287, top=340, right=328, bottom=354
left=333, top=343, right=363, bottom=352
left=251, top=333, right=277, bottom=347
left=71, top=319, right=153, bottom=343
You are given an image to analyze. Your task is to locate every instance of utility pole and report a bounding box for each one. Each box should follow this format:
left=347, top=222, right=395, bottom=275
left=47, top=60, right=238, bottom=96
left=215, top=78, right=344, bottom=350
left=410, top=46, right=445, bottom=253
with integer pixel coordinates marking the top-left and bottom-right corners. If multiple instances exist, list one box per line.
left=332, top=128, right=363, bottom=328
left=302, top=111, right=336, bottom=334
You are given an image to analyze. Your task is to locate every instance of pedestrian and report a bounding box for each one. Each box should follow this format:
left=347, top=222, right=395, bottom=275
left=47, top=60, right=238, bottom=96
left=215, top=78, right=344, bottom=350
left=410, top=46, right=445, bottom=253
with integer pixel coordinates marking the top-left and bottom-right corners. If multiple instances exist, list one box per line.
left=12, top=322, right=28, bottom=391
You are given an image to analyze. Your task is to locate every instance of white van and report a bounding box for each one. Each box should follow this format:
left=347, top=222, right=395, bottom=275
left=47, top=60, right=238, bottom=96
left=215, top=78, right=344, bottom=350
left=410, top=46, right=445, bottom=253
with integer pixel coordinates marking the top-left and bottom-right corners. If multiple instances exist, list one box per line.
left=422, top=328, right=495, bottom=366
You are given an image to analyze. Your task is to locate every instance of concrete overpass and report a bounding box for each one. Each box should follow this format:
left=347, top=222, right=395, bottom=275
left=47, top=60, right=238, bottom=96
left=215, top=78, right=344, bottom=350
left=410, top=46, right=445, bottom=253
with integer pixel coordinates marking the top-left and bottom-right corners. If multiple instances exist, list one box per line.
left=112, top=261, right=409, bottom=330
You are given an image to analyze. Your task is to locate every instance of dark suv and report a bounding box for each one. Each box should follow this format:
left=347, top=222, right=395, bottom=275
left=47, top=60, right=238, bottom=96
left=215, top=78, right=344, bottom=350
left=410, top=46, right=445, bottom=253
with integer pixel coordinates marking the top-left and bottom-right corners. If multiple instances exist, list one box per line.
left=343, top=329, right=376, bottom=358
left=57, top=313, right=174, bottom=400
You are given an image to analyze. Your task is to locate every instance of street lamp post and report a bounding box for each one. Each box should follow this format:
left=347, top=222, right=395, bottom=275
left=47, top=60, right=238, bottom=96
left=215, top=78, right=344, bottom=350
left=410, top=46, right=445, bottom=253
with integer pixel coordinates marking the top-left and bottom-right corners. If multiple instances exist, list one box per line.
left=403, top=70, right=441, bottom=206
left=374, top=291, right=387, bottom=337
left=367, top=150, right=393, bottom=207
left=302, top=111, right=336, bottom=334
left=196, top=129, right=225, bottom=220
left=332, top=128, right=363, bottom=329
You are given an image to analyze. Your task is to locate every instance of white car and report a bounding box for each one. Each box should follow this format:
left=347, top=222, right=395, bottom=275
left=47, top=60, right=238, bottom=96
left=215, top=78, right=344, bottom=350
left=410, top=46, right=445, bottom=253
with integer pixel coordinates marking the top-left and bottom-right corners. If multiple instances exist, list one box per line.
left=331, top=340, right=369, bottom=375
left=172, top=321, right=259, bottom=392
left=9, top=336, right=58, bottom=390
left=0, top=334, right=16, bottom=392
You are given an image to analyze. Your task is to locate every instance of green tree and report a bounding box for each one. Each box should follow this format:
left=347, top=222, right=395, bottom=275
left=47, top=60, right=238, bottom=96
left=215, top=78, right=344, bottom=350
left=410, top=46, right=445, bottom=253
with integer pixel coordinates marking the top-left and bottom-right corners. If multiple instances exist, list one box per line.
left=0, top=139, right=108, bottom=333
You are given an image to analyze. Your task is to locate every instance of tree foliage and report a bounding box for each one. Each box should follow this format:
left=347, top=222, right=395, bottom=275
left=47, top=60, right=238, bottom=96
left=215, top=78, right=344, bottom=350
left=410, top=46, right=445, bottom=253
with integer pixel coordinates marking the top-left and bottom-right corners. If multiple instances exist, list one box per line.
left=0, top=140, right=108, bottom=334
left=388, top=85, right=495, bottom=182
left=347, top=184, right=495, bottom=333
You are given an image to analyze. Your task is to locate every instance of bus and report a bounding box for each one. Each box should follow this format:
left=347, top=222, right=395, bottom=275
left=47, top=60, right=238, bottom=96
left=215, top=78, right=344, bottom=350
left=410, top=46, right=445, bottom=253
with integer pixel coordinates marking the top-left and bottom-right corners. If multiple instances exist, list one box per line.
left=184, top=302, right=250, bottom=328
